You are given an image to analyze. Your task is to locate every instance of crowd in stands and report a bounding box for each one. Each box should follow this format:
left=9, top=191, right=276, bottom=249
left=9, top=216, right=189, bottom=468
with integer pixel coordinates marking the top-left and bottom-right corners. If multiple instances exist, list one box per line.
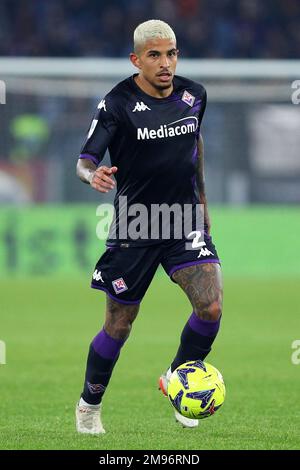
left=1, top=0, right=299, bottom=58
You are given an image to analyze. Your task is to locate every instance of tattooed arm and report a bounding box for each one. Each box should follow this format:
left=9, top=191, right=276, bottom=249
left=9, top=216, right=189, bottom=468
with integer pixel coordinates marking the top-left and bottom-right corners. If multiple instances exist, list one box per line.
left=196, top=134, right=211, bottom=235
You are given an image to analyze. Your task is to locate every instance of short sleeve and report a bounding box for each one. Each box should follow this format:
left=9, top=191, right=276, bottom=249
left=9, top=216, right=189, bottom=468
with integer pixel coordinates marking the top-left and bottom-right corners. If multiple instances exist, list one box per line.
left=79, top=98, right=118, bottom=166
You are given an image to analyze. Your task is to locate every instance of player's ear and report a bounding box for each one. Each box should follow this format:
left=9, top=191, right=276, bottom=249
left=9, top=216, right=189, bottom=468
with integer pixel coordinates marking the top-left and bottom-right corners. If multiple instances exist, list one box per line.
left=130, top=52, right=141, bottom=70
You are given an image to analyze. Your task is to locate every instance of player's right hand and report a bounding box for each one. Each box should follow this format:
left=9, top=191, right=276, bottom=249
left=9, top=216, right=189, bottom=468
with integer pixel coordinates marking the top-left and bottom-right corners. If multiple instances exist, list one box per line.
left=89, top=166, right=118, bottom=193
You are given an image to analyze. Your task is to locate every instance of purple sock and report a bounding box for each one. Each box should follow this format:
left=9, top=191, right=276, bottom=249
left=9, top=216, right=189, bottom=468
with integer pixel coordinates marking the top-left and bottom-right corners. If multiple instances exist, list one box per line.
left=171, top=312, right=221, bottom=372
left=92, top=328, right=125, bottom=360
left=81, top=328, right=126, bottom=404
left=188, top=311, right=221, bottom=337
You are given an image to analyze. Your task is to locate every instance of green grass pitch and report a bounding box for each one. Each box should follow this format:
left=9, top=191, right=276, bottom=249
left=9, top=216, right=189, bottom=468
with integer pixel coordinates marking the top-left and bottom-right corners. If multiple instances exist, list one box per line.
left=1, top=273, right=299, bottom=450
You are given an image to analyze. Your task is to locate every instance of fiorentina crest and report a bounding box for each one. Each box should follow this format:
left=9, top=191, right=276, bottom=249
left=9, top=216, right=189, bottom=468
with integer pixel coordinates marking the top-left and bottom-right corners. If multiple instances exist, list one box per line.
left=112, top=277, right=128, bottom=294
left=182, top=90, right=195, bottom=107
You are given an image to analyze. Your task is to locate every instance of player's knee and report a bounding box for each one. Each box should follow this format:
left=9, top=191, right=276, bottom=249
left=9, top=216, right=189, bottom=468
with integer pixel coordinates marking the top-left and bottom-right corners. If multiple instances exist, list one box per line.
left=194, top=299, right=222, bottom=323
left=116, top=322, right=133, bottom=341
left=105, top=301, right=139, bottom=340
left=105, top=317, right=134, bottom=341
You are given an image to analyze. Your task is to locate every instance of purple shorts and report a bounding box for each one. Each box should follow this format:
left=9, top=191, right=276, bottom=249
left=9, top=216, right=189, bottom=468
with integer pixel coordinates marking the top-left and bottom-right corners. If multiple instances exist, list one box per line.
left=91, top=235, right=220, bottom=304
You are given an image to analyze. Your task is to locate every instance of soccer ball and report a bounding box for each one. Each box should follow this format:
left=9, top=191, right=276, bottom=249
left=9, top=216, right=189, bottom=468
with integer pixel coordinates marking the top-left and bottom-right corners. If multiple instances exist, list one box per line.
left=167, top=360, right=225, bottom=419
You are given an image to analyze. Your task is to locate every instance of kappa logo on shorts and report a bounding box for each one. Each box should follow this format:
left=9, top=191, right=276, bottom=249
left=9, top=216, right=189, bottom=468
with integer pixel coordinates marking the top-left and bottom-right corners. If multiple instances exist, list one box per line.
left=197, top=247, right=214, bottom=258
left=182, top=90, right=195, bottom=107
left=112, top=277, right=128, bottom=294
left=93, top=269, right=104, bottom=283
left=187, top=231, right=214, bottom=257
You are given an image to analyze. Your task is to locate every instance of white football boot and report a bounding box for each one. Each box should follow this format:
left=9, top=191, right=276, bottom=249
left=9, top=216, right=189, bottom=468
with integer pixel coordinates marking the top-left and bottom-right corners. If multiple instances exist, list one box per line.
left=75, top=401, right=105, bottom=435
left=159, top=368, right=199, bottom=428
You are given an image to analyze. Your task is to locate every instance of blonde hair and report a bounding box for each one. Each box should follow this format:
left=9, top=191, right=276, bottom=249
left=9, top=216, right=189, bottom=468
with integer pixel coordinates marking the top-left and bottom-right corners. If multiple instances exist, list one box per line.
left=134, top=19, right=176, bottom=53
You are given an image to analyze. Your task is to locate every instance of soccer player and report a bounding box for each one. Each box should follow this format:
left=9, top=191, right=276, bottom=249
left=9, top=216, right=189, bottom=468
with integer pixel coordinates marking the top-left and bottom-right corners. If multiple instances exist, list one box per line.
left=75, top=19, right=222, bottom=434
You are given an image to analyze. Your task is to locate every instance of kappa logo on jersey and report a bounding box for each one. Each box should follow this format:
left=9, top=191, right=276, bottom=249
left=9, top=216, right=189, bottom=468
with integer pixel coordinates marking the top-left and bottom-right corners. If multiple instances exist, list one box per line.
left=97, top=99, right=106, bottom=111
left=132, top=101, right=151, bottom=112
left=93, top=269, right=104, bottom=282
left=112, top=277, right=128, bottom=294
left=182, top=90, right=195, bottom=107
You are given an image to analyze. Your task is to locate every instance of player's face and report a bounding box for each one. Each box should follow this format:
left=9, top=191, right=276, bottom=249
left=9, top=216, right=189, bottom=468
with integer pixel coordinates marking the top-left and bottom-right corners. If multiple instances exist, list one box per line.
left=131, top=38, right=178, bottom=91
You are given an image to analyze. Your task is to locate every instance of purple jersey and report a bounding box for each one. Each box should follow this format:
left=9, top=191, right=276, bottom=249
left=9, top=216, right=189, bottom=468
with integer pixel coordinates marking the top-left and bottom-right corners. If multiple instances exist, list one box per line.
left=80, top=74, right=207, bottom=246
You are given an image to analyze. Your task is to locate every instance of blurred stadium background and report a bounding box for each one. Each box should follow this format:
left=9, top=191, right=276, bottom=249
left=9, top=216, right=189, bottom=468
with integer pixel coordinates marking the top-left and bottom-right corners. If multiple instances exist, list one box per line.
left=0, top=0, right=300, bottom=450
